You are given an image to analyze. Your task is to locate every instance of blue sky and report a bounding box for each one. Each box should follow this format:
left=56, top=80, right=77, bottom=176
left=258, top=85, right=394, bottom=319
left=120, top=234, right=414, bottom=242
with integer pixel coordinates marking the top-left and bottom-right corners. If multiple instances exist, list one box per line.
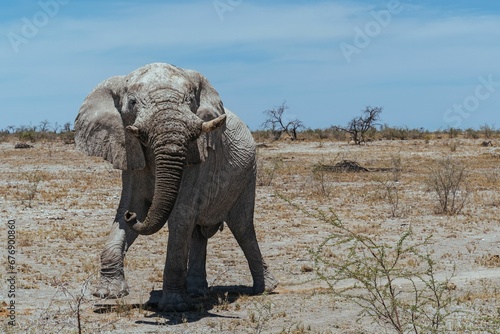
left=1, top=0, right=500, bottom=131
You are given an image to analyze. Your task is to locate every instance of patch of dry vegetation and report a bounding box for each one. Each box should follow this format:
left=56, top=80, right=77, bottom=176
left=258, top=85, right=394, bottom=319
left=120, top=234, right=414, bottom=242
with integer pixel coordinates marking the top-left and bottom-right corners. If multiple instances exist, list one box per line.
left=1, top=137, right=499, bottom=333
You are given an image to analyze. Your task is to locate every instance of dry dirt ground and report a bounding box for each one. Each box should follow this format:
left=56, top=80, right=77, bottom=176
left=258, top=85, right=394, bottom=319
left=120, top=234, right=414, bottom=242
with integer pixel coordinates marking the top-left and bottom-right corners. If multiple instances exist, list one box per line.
left=1, top=138, right=499, bottom=333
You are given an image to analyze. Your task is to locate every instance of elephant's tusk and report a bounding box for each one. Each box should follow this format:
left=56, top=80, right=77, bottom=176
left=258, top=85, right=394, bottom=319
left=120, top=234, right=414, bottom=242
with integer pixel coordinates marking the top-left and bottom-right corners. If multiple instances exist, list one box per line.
left=124, top=211, right=137, bottom=223
left=125, top=125, right=140, bottom=137
left=201, top=114, right=226, bottom=133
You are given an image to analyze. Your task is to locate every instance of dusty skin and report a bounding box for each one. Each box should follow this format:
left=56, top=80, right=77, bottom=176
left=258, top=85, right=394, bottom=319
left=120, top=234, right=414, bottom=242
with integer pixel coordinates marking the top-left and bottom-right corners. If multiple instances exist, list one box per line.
left=1, top=138, right=499, bottom=333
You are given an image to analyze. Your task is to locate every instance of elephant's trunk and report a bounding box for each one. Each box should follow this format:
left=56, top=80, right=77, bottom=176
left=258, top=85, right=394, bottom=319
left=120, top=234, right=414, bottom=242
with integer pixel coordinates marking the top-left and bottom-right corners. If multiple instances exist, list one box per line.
left=124, top=101, right=225, bottom=236
left=125, top=118, right=197, bottom=235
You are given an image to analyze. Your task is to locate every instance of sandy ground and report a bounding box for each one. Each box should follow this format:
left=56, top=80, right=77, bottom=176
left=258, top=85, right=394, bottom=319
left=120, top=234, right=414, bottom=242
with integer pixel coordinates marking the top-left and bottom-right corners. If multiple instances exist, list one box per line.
left=0, top=138, right=499, bottom=333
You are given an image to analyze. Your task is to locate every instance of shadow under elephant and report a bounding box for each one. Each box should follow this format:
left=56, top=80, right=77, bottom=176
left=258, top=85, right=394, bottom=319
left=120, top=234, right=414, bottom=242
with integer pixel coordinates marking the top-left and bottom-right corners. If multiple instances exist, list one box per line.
left=93, top=285, right=274, bottom=325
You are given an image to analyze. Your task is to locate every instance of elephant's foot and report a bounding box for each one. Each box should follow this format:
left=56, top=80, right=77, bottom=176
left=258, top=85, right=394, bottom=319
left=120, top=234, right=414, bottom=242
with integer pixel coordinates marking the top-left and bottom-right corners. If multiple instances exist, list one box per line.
left=253, top=270, right=279, bottom=295
left=158, top=291, right=194, bottom=312
left=93, top=275, right=129, bottom=299
left=186, top=276, right=209, bottom=298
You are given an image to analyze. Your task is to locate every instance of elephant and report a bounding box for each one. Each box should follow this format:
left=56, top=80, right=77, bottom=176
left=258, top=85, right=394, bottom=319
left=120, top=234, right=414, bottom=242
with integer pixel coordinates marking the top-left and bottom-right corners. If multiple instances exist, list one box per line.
left=74, top=63, right=278, bottom=312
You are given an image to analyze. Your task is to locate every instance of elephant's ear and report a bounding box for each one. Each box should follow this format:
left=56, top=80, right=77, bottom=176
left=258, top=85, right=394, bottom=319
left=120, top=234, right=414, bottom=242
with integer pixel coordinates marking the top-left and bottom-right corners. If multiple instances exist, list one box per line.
left=184, top=70, right=226, bottom=166
left=74, top=76, right=146, bottom=170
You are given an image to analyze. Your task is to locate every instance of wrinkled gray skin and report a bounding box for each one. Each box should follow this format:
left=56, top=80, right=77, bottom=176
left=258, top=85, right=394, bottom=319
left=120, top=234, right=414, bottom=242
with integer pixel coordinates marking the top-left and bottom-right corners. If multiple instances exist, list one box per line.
left=74, top=63, right=278, bottom=312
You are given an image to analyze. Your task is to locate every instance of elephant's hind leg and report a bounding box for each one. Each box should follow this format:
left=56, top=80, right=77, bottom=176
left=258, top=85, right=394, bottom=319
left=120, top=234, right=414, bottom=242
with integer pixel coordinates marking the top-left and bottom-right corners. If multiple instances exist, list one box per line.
left=226, top=184, right=278, bottom=294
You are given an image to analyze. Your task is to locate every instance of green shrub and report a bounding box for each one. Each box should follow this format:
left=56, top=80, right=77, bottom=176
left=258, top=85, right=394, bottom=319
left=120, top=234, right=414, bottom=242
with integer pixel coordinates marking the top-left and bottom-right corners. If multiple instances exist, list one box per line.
left=281, top=197, right=457, bottom=333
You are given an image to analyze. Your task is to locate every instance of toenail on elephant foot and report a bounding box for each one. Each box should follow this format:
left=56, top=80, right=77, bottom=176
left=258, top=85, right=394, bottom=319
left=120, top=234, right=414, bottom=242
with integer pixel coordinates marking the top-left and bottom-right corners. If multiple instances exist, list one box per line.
left=158, top=292, right=194, bottom=312
left=93, top=278, right=129, bottom=299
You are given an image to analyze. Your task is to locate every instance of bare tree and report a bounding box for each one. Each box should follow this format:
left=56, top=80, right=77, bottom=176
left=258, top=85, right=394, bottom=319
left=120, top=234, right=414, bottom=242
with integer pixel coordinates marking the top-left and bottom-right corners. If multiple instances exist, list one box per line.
left=52, top=122, right=61, bottom=134
left=334, top=106, right=382, bottom=145
left=63, top=122, right=72, bottom=133
left=261, top=101, right=304, bottom=140
left=287, top=119, right=305, bottom=141
left=39, top=119, right=51, bottom=133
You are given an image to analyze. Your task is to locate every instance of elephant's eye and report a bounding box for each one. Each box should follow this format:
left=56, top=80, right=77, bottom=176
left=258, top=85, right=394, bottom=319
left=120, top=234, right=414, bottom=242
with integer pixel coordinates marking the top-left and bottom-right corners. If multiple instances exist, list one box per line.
left=184, top=94, right=197, bottom=109
left=128, top=96, right=137, bottom=109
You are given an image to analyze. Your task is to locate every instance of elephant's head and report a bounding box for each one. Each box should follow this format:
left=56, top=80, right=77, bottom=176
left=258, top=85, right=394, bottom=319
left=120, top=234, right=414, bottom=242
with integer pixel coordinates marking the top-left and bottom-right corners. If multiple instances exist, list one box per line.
left=75, top=63, right=226, bottom=235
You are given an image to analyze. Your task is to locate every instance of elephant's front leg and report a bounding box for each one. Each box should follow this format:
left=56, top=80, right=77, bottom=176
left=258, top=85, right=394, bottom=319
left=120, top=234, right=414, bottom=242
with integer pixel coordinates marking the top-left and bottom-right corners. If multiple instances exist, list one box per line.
left=158, top=221, right=194, bottom=312
left=94, top=171, right=150, bottom=299
left=93, top=218, right=138, bottom=298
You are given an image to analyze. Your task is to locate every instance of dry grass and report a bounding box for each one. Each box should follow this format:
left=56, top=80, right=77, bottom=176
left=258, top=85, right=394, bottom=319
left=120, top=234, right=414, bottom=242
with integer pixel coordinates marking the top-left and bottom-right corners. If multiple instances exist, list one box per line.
left=1, top=138, right=499, bottom=333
